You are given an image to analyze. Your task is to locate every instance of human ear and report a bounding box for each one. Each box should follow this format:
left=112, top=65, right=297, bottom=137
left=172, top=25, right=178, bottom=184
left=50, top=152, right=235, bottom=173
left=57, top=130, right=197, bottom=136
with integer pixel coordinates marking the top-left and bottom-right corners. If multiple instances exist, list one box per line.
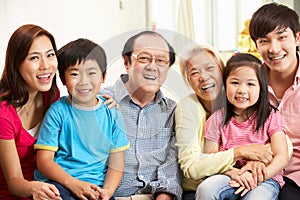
left=295, top=31, right=300, bottom=46
left=101, top=72, right=107, bottom=83
left=123, top=56, right=130, bottom=71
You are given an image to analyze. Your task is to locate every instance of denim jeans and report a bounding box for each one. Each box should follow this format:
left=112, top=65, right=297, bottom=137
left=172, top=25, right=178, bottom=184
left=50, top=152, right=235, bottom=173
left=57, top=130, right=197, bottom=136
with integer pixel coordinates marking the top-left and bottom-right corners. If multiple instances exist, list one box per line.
left=195, top=174, right=280, bottom=200
left=48, top=181, right=115, bottom=200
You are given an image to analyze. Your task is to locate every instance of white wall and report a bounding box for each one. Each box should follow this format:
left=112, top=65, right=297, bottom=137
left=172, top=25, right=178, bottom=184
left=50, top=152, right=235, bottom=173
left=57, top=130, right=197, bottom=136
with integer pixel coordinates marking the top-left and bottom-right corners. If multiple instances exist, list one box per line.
left=0, top=0, right=193, bottom=101
left=0, top=0, right=148, bottom=96
left=0, top=0, right=147, bottom=52
left=0, top=0, right=296, bottom=101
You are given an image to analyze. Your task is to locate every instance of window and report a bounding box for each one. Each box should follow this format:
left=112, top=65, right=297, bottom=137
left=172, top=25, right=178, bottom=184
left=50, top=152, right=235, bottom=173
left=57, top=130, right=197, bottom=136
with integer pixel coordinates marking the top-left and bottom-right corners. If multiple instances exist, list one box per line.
left=147, top=0, right=283, bottom=51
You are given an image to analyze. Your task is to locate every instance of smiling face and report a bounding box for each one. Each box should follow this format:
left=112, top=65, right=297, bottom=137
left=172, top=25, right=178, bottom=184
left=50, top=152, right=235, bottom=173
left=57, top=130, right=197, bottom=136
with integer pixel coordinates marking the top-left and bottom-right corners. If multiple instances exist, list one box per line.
left=65, top=59, right=104, bottom=107
left=186, top=51, right=223, bottom=103
left=226, top=66, right=260, bottom=115
left=19, top=35, right=57, bottom=93
left=256, top=27, right=300, bottom=74
left=125, top=34, right=170, bottom=96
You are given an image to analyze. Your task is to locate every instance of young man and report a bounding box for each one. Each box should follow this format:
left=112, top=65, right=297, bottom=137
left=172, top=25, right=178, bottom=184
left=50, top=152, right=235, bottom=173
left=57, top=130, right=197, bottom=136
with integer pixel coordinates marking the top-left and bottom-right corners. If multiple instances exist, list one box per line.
left=34, top=38, right=129, bottom=200
left=249, top=3, right=300, bottom=200
left=101, top=31, right=182, bottom=200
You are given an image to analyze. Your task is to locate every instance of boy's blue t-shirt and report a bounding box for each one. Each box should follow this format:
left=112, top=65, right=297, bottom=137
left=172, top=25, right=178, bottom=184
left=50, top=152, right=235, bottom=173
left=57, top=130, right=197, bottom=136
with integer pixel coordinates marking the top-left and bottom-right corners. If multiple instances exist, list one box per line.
left=34, top=95, right=129, bottom=186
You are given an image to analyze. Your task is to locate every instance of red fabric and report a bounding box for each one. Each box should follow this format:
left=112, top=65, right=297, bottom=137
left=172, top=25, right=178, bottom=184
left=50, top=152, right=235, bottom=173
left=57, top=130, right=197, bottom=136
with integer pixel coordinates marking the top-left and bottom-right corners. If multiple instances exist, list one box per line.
left=0, top=86, right=59, bottom=199
left=42, top=85, right=60, bottom=113
left=0, top=101, right=35, bottom=199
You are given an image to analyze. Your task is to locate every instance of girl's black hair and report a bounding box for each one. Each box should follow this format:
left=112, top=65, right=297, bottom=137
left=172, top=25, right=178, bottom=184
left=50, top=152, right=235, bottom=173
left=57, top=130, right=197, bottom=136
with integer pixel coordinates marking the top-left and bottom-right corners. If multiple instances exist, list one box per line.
left=222, top=53, right=275, bottom=132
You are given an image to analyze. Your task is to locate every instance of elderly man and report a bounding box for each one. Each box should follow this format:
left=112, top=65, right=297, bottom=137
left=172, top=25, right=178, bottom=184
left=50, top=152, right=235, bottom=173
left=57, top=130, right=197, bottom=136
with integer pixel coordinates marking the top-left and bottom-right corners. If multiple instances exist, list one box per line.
left=101, top=30, right=182, bottom=200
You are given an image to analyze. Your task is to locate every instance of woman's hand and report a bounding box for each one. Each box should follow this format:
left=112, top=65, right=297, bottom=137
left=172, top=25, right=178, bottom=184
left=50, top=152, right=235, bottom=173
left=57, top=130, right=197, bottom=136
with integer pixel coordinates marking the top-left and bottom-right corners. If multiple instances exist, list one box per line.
left=234, top=143, right=273, bottom=164
left=101, top=94, right=119, bottom=110
left=30, top=181, right=61, bottom=200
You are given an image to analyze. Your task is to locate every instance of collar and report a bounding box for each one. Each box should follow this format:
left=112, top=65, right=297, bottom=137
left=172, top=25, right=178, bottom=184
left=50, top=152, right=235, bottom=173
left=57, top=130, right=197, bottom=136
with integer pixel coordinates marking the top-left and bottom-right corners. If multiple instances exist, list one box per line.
left=294, top=52, right=300, bottom=86
left=66, top=95, right=103, bottom=111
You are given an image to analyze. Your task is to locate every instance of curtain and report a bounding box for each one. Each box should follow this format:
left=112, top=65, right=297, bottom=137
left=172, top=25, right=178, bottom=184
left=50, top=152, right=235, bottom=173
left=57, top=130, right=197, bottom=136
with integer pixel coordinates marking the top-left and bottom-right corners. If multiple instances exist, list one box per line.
left=176, top=0, right=195, bottom=41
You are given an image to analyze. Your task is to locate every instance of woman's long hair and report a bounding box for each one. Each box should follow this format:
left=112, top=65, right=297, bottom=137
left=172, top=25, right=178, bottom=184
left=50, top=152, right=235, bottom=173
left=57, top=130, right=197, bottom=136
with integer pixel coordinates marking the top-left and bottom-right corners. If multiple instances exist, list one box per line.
left=0, top=24, right=59, bottom=110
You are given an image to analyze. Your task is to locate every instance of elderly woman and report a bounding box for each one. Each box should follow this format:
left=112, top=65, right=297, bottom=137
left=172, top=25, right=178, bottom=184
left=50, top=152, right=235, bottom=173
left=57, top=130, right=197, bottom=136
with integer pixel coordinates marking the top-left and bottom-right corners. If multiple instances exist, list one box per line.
left=175, top=45, right=275, bottom=200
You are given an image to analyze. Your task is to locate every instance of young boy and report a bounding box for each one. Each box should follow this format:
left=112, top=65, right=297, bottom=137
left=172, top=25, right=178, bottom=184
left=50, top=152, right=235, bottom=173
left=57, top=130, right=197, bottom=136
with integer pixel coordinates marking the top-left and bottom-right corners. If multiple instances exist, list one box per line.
left=249, top=3, right=300, bottom=200
left=34, top=38, right=129, bottom=200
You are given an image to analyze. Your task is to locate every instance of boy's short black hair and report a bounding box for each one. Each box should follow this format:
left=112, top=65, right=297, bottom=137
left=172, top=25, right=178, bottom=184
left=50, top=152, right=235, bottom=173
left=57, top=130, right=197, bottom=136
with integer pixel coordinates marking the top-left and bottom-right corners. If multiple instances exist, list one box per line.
left=58, top=38, right=107, bottom=84
left=249, top=3, right=300, bottom=43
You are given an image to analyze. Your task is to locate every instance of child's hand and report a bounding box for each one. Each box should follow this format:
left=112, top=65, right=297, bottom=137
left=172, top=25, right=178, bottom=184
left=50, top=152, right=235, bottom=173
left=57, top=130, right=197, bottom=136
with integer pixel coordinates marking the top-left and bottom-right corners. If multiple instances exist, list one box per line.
left=68, top=179, right=101, bottom=200
left=229, top=170, right=256, bottom=197
left=226, top=168, right=256, bottom=190
left=238, top=160, right=266, bottom=185
left=229, top=180, right=249, bottom=197
left=101, top=94, right=120, bottom=110
left=98, top=188, right=115, bottom=200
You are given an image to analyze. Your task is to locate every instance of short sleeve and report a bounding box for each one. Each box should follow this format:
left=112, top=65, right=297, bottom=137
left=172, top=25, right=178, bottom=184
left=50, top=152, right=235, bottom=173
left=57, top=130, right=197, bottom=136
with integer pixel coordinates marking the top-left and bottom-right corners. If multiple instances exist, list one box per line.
left=110, top=108, right=129, bottom=153
left=0, top=102, right=19, bottom=140
left=267, top=109, right=285, bottom=137
left=204, top=109, right=223, bottom=142
left=34, top=102, right=62, bottom=151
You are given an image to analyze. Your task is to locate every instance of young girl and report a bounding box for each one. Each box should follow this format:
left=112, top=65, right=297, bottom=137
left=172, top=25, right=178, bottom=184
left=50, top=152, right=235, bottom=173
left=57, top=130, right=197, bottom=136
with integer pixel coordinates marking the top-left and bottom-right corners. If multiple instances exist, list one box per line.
left=198, top=53, right=289, bottom=200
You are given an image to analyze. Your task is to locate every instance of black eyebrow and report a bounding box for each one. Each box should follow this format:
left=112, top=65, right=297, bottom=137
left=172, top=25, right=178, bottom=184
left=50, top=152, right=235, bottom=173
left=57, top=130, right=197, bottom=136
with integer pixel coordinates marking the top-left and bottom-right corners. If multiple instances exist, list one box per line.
left=27, top=49, right=55, bottom=55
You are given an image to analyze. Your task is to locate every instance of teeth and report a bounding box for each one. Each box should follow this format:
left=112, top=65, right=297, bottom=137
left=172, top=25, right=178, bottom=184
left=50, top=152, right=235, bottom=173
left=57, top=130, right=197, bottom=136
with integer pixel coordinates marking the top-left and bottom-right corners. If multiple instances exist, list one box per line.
left=144, top=75, right=156, bottom=80
left=37, top=74, right=50, bottom=79
left=202, top=83, right=214, bottom=90
left=236, top=97, right=247, bottom=100
left=271, top=55, right=284, bottom=60
left=78, top=89, right=90, bottom=93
